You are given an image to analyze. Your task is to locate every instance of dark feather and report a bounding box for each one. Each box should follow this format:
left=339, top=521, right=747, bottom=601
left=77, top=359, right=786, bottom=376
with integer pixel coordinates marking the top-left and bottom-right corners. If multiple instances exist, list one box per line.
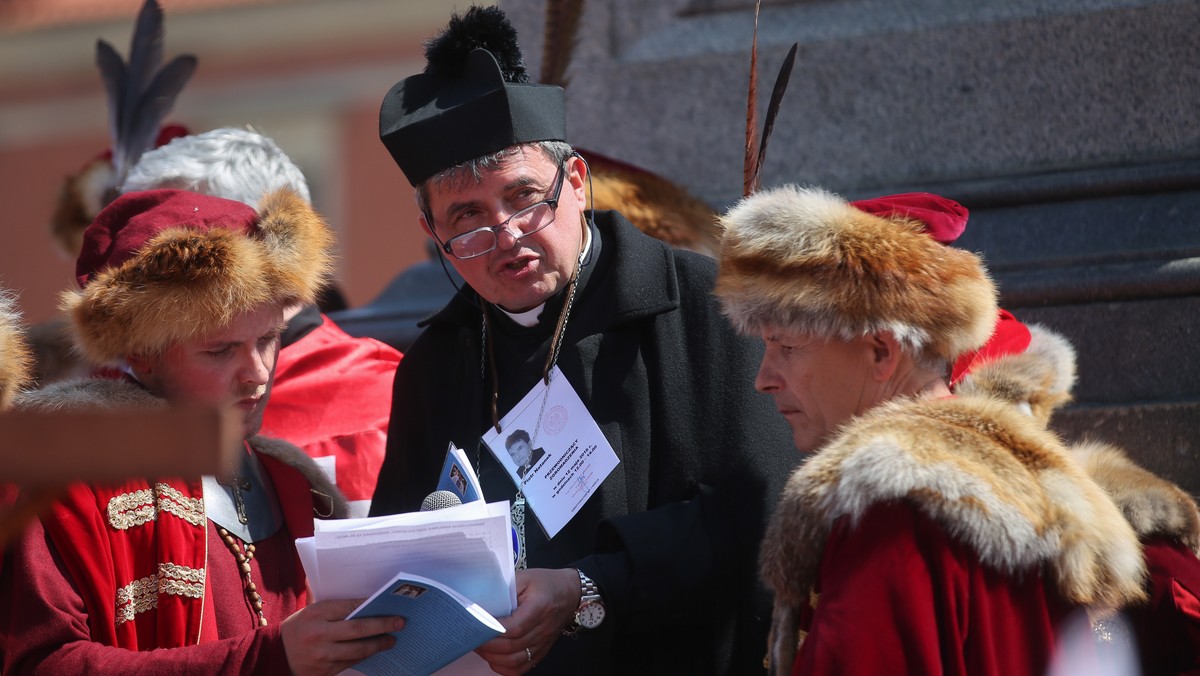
left=752, top=42, right=797, bottom=194
left=94, top=39, right=126, bottom=153
left=541, top=0, right=585, bottom=88
left=743, top=0, right=762, bottom=198
left=425, top=5, right=529, bottom=83
left=123, top=55, right=197, bottom=177
left=115, top=0, right=165, bottom=178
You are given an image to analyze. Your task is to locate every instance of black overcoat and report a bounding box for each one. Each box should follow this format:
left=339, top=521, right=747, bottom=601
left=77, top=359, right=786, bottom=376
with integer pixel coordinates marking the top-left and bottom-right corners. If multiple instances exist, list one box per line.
left=372, top=211, right=795, bottom=674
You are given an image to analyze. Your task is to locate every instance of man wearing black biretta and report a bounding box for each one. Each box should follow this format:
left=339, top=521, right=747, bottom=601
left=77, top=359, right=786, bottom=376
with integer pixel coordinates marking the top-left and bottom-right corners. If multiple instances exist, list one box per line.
left=371, top=6, right=793, bottom=674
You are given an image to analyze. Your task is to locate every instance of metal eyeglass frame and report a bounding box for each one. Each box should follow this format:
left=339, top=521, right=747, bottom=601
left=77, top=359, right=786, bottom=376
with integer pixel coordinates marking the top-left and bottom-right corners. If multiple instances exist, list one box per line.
left=431, top=162, right=568, bottom=260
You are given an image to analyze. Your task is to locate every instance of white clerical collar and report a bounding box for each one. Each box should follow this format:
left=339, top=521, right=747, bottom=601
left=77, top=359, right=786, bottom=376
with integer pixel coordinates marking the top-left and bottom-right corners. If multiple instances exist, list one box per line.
left=502, top=304, right=544, bottom=327
left=498, top=222, right=594, bottom=328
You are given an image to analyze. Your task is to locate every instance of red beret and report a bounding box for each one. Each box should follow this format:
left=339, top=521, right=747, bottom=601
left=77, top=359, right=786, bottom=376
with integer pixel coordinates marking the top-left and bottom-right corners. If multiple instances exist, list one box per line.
left=76, top=189, right=258, bottom=288
left=851, top=192, right=968, bottom=244
left=950, top=308, right=1033, bottom=387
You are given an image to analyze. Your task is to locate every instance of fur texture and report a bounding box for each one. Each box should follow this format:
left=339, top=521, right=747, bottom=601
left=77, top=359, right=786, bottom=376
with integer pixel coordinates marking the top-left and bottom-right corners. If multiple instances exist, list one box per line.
left=0, top=289, right=33, bottom=410
left=955, top=324, right=1077, bottom=425
left=50, top=159, right=115, bottom=258
left=1073, top=440, right=1200, bottom=555
left=589, top=161, right=721, bottom=257
left=760, top=393, right=1147, bottom=670
left=61, top=188, right=333, bottom=365
left=425, top=6, right=528, bottom=83
left=716, top=185, right=997, bottom=362
left=14, top=377, right=346, bottom=518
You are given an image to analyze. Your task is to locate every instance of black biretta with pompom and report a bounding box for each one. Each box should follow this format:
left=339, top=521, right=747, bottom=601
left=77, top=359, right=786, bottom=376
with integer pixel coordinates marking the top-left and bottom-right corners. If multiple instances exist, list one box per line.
left=379, top=6, right=566, bottom=186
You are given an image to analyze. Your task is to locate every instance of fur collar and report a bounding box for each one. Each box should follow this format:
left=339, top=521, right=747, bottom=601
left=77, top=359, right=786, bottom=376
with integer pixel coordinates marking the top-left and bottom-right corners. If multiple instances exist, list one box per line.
left=1073, top=440, right=1200, bottom=554
left=954, top=324, right=1077, bottom=425
left=14, top=377, right=347, bottom=518
left=0, top=290, right=32, bottom=410
left=761, top=393, right=1146, bottom=671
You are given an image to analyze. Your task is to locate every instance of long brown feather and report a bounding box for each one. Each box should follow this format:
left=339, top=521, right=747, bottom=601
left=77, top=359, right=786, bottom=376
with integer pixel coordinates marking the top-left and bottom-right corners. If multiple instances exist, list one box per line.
left=752, top=42, right=797, bottom=194
left=541, top=0, right=585, bottom=88
left=743, top=0, right=762, bottom=198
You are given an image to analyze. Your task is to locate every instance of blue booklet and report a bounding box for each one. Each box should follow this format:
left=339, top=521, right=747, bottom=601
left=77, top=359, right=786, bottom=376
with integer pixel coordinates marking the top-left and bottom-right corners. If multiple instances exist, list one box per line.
left=436, top=443, right=483, bottom=504
left=346, top=571, right=505, bottom=676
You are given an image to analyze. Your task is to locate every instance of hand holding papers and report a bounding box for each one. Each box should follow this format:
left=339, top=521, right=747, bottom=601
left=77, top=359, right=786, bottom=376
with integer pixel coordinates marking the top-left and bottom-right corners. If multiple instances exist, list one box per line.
left=482, top=365, right=619, bottom=538
left=295, top=500, right=517, bottom=674
left=345, top=573, right=505, bottom=676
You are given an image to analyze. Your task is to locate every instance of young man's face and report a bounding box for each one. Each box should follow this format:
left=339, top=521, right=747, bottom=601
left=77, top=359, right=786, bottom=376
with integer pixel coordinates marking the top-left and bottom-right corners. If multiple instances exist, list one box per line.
left=422, top=147, right=588, bottom=313
left=131, top=303, right=286, bottom=440
left=753, top=327, right=881, bottom=453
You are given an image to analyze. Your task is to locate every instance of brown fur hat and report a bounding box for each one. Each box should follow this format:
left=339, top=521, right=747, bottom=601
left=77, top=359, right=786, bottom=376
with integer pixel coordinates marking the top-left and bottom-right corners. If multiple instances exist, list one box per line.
left=716, top=185, right=997, bottom=363
left=62, top=188, right=333, bottom=365
left=0, top=288, right=33, bottom=409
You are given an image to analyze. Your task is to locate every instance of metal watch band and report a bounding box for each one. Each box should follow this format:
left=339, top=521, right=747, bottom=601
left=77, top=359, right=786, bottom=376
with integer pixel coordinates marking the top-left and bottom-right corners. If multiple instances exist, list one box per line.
left=577, top=569, right=601, bottom=601
left=563, top=569, right=604, bottom=637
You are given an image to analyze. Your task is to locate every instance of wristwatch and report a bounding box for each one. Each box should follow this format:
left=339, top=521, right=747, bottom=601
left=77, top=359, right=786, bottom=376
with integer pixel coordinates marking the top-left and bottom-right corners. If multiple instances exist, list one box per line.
left=563, top=569, right=605, bottom=636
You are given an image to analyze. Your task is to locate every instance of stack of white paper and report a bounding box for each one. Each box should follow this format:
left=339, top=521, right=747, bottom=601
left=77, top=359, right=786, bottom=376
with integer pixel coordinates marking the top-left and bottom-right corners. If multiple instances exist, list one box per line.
left=296, top=499, right=517, bottom=618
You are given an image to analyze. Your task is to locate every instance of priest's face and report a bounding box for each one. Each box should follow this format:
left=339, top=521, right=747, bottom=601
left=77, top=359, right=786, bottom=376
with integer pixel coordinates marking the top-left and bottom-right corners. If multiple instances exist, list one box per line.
left=421, top=146, right=589, bottom=313
left=129, top=302, right=285, bottom=440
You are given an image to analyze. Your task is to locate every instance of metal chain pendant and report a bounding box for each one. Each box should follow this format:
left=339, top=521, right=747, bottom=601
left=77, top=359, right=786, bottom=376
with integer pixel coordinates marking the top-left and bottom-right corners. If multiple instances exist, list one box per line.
left=512, top=490, right=527, bottom=570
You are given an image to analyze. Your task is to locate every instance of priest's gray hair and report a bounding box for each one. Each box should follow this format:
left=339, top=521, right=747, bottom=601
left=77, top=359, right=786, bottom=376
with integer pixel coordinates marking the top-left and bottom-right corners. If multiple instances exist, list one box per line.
left=416, top=141, right=574, bottom=223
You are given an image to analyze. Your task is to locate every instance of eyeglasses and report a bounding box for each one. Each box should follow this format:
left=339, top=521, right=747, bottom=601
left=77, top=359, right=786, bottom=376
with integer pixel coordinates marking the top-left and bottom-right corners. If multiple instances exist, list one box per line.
left=433, top=164, right=567, bottom=260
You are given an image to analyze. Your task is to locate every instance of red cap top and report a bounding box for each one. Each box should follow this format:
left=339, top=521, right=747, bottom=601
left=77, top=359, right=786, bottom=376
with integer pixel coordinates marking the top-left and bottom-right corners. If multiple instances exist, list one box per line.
left=950, top=309, right=1033, bottom=386
left=76, top=189, right=258, bottom=288
left=851, top=192, right=968, bottom=244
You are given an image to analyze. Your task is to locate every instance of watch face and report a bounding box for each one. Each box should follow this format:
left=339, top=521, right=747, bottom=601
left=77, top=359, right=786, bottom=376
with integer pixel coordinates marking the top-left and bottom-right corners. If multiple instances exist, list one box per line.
left=577, top=600, right=605, bottom=629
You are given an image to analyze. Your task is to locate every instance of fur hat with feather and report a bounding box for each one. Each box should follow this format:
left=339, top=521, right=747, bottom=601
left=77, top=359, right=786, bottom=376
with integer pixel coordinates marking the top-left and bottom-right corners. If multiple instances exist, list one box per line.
left=50, top=0, right=195, bottom=259
left=716, top=185, right=997, bottom=363
left=0, top=288, right=33, bottom=409
left=62, top=188, right=332, bottom=365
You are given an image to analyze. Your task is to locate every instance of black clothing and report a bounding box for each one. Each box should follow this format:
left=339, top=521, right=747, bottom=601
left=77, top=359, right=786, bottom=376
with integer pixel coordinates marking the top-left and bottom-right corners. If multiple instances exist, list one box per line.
left=372, top=211, right=794, bottom=674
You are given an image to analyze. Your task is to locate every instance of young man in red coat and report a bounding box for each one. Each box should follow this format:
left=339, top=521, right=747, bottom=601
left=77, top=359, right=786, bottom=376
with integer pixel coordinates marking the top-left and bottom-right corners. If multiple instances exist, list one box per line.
left=714, top=185, right=1148, bottom=675
left=0, top=189, right=403, bottom=673
left=121, top=127, right=403, bottom=516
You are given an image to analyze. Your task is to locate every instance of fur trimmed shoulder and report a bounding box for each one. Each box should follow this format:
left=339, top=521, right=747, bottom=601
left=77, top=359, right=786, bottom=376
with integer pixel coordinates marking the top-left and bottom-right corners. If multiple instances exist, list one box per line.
left=761, top=394, right=1146, bottom=614
left=250, top=435, right=349, bottom=519
left=13, top=377, right=166, bottom=413
left=1073, top=440, right=1200, bottom=554
left=954, top=324, right=1076, bottom=425
left=0, top=290, right=32, bottom=410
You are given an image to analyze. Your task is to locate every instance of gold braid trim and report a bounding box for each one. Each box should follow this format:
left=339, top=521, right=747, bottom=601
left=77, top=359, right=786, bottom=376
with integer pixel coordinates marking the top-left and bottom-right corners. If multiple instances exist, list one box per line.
left=107, top=489, right=156, bottom=530
left=114, top=563, right=206, bottom=625
left=156, top=484, right=205, bottom=526
left=106, top=484, right=205, bottom=530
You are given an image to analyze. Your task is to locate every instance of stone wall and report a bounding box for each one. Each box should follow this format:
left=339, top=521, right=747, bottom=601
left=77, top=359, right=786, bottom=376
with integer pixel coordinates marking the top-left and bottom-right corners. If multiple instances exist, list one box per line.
left=503, top=0, right=1200, bottom=492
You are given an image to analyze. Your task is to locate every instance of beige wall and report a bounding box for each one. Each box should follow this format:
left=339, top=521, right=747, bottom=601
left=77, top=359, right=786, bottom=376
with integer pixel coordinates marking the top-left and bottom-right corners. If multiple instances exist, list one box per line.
left=0, top=0, right=460, bottom=323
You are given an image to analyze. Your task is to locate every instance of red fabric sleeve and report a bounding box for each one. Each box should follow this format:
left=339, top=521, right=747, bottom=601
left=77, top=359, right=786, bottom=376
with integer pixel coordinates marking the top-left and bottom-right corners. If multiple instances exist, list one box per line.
left=793, top=501, right=1065, bottom=676
left=0, top=519, right=290, bottom=675
left=795, top=502, right=960, bottom=675
left=1128, top=537, right=1200, bottom=675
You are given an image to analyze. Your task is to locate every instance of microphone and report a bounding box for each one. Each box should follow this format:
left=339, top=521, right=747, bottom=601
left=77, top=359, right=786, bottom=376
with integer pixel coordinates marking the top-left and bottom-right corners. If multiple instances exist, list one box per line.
left=420, top=490, right=463, bottom=512
left=419, top=489, right=522, bottom=566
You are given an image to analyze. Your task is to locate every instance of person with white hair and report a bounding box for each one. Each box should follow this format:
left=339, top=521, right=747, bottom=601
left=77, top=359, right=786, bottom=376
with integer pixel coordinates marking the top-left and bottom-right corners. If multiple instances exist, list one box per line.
left=714, top=186, right=1148, bottom=675
left=121, top=127, right=403, bottom=517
